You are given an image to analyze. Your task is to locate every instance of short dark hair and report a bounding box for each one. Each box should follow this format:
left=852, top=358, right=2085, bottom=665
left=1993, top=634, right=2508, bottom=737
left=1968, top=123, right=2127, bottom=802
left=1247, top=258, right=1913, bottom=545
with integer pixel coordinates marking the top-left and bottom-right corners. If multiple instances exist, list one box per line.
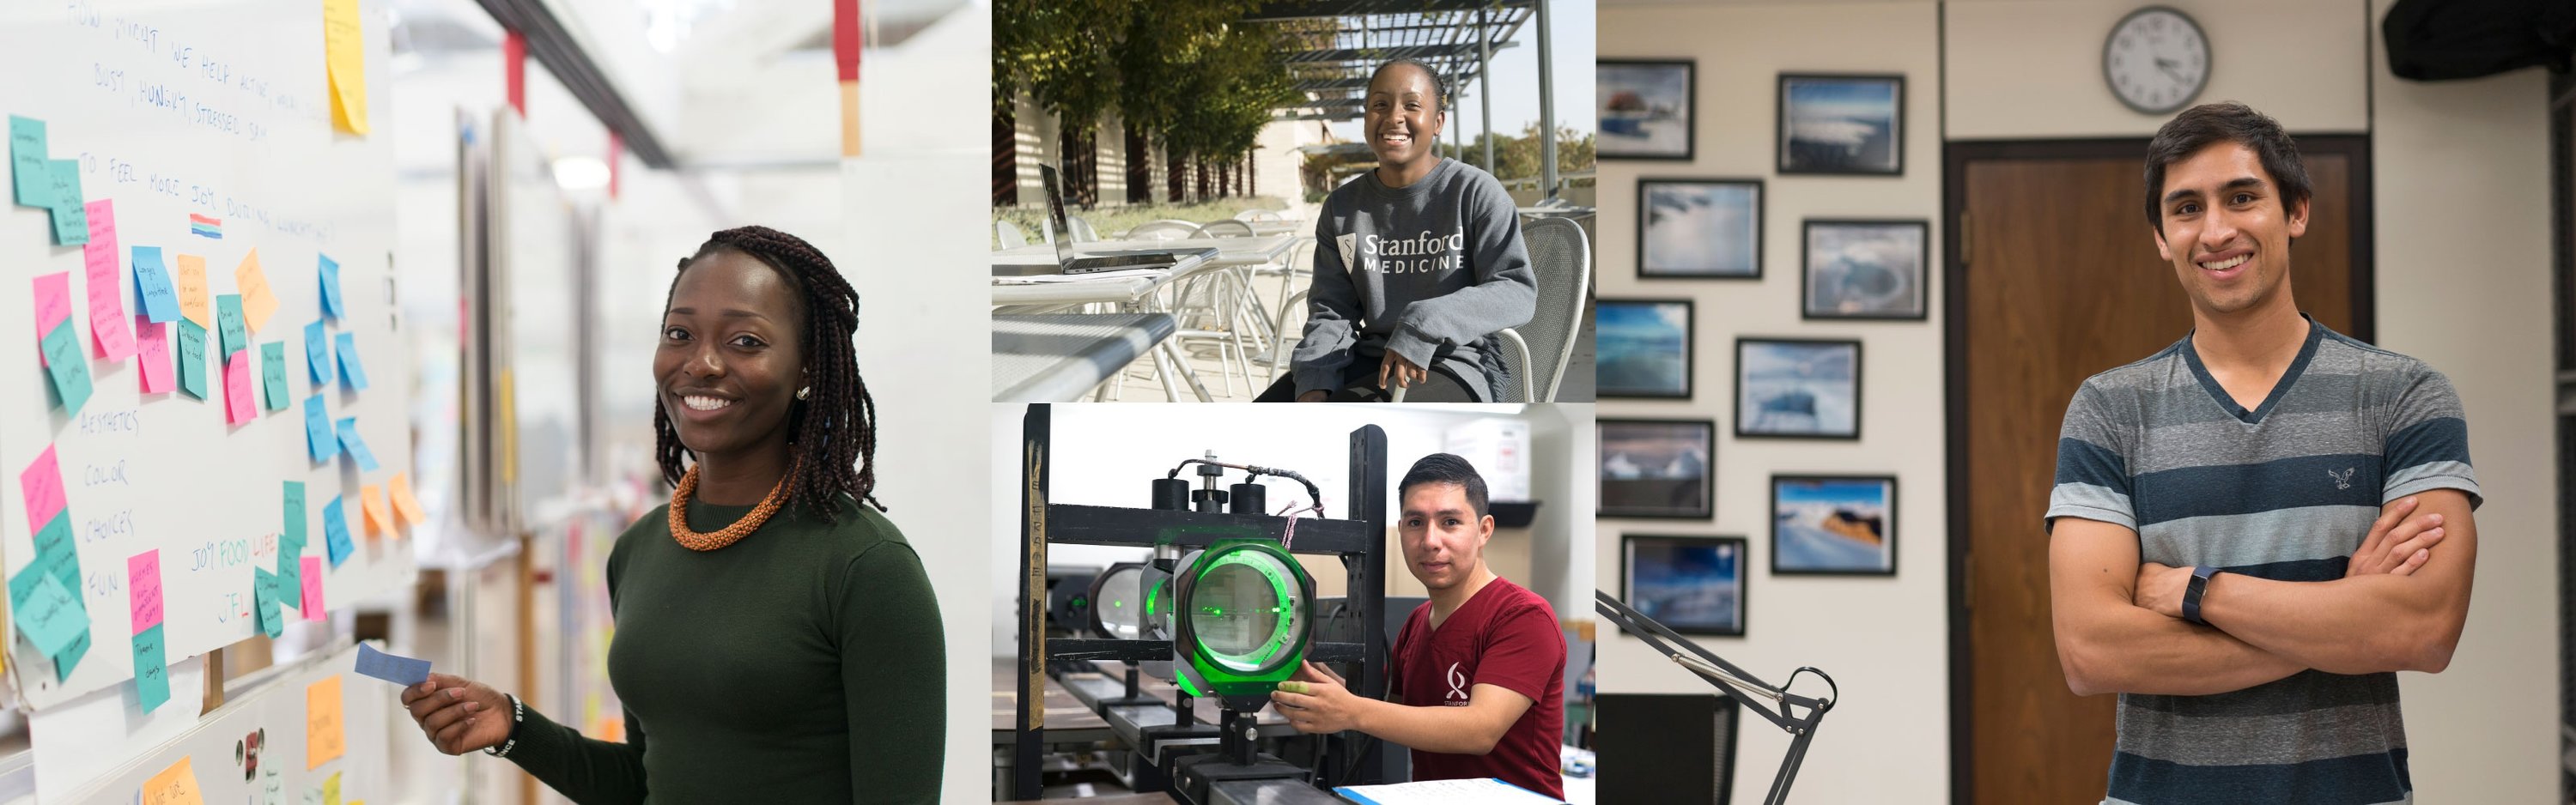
left=1370, top=58, right=1447, bottom=112
left=2143, top=102, right=2312, bottom=233
left=1398, top=453, right=1488, bottom=518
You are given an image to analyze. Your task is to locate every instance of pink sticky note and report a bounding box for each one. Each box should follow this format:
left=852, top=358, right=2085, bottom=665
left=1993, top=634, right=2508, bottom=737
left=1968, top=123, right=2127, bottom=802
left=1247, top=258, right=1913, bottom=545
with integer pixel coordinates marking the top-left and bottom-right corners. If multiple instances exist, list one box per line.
left=299, top=556, right=324, bottom=620
left=82, top=199, right=133, bottom=361
left=19, top=445, right=64, bottom=536
left=31, top=272, right=70, bottom=335
left=135, top=317, right=172, bottom=393
left=223, top=352, right=254, bottom=424
left=129, top=549, right=163, bottom=634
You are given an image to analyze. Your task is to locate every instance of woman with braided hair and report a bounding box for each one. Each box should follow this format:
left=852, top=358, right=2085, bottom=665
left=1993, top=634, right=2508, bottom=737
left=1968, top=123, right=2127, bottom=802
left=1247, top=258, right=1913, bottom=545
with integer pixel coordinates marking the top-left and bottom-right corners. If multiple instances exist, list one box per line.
left=396, top=226, right=945, bottom=803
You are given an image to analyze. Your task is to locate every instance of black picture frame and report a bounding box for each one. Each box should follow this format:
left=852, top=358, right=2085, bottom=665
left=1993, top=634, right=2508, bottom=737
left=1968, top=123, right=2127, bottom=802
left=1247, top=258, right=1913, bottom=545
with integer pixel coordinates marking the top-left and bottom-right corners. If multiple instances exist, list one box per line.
left=1769, top=475, right=1899, bottom=576
left=1600, top=59, right=1697, bottom=161
left=1619, top=534, right=1749, bottom=637
left=1638, top=178, right=1764, bottom=280
left=1801, top=219, right=1929, bottom=321
left=1735, top=337, right=1862, bottom=440
left=1597, top=419, right=1716, bottom=519
left=1777, top=73, right=1905, bottom=176
left=1596, top=298, right=1695, bottom=399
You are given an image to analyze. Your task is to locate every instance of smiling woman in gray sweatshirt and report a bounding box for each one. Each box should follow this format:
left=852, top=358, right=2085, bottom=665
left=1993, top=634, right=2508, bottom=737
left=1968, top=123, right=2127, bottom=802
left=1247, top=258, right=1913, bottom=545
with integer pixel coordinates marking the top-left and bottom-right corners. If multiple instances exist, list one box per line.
left=1257, top=59, right=1536, bottom=402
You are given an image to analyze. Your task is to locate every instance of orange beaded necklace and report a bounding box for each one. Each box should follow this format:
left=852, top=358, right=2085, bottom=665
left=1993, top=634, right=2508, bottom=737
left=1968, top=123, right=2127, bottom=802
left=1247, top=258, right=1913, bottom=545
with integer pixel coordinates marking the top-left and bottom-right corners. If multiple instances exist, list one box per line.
left=667, top=461, right=796, bottom=551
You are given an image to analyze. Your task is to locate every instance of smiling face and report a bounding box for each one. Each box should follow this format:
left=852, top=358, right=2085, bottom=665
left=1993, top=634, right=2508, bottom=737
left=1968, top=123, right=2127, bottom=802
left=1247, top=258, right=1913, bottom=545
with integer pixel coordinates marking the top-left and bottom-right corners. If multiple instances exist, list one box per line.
left=1398, top=481, right=1492, bottom=592
left=655, top=250, right=806, bottom=462
left=2152, top=141, right=2310, bottom=318
left=1364, top=62, right=1444, bottom=169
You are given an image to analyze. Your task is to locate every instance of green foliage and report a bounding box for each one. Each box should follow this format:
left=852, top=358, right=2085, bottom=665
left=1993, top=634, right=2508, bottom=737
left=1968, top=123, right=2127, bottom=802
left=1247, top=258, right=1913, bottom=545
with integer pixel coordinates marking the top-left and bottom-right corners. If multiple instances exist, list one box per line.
left=995, top=0, right=1297, bottom=164
left=1460, top=124, right=1599, bottom=182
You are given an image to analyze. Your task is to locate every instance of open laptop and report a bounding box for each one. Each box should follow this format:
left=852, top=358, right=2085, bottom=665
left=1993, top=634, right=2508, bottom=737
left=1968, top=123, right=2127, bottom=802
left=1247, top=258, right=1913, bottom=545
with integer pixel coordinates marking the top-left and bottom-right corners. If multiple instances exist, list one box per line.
left=993, top=164, right=1216, bottom=277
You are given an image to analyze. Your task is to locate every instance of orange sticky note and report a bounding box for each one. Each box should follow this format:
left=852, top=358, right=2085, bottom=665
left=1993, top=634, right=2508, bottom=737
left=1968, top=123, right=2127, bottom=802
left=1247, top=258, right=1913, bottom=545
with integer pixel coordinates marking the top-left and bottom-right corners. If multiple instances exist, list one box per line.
left=307, top=675, right=344, bottom=769
left=143, top=755, right=204, bottom=805
left=173, top=254, right=209, bottom=328
left=234, top=249, right=276, bottom=332
left=359, top=485, right=391, bottom=537
left=388, top=473, right=426, bottom=526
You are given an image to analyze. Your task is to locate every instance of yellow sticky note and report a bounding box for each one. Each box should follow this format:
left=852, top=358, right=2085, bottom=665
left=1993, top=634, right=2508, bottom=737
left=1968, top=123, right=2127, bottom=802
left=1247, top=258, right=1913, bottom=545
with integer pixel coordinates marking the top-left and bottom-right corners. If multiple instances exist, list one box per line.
left=174, top=255, right=209, bottom=328
left=142, top=755, right=204, bottom=805
left=323, top=0, right=368, bottom=135
left=388, top=473, right=427, bottom=527
left=234, top=249, right=276, bottom=332
left=322, top=772, right=341, bottom=805
left=307, top=675, right=344, bottom=769
left=359, top=485, right=390, bottom=537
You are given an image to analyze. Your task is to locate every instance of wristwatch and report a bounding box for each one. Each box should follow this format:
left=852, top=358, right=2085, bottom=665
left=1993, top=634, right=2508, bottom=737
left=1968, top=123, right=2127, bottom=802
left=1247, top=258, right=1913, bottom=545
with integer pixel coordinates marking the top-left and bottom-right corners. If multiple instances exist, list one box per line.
left=2181, top=566, right=2221, bottom=626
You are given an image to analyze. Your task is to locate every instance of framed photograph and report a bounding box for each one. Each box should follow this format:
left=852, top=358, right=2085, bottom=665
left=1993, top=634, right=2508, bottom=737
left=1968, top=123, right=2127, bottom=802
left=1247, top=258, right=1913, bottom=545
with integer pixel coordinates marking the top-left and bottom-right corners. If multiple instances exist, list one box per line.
left=1596, top=299, right=1693, bottom=399
left=1599, top=60, right=1696, bottom=160
left=1777, top=74, right=1905, bottom=175
left=1735, top=338, right=1861, bottom=439
left=1598, top=419, right=1715, bottom=519
left=1621, top=535, right=1748, bottom=636
left=1639, top=179, right=1762, bottom=279
left=1770, top=475, right=1898, bottom=576
left=1801, top=219, right=1929, bottom=320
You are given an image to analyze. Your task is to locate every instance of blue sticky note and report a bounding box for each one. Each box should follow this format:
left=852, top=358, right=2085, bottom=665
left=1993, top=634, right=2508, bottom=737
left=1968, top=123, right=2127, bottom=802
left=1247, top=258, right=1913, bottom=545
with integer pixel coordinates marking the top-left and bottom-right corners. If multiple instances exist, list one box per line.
left=132, top=623, right=169, bottom=713
left=304, top=393, right=337, bottom=462
left=39, top=318, right=92, bottom=415
left=259, top=342, right=288, bottom=411
left=333, top=331, right=367, bottom=390
left=131, top=247, right=179, bottom=323
left=9, top=571, right=87, bottom=657
left=252, top=567, right=283, bottom=639
left=175, top=318, right=209, bottom=399
left=337, top=417, right=379, bottom=472
left=304, top=319, right=329, bottom=384
left=215, top=294, right=246, bottom=356
left=46, top=160, right=83, bottom=245
left=355, top=642, right=432, bottom=686
left=10, top=116, right=48, bottom=208
left=319, top=254, right=343, bottom=320
left=322, top=496, right=352, bottom=568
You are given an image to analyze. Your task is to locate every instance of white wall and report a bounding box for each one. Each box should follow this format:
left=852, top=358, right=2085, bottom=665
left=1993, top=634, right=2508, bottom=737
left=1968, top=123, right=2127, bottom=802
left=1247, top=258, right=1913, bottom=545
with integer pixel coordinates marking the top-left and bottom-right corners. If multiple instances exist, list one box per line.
left=1594, top=3, right=1948, bottom=802
left=1945, top=0, right=2371, bottom=138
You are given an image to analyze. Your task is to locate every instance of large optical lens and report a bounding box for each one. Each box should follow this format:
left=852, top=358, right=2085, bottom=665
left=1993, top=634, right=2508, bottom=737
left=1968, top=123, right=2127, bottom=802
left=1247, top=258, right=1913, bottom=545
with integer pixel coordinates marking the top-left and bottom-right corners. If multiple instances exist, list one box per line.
left=1092, top=566, right=1145, bottom=639
left=1190, top=554, right=1296, bottom=673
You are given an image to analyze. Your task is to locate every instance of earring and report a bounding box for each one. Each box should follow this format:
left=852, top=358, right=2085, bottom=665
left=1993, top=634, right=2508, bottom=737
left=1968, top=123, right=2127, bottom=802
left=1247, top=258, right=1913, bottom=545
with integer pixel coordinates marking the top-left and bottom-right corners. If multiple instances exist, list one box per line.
left=797, top=386, right=811, bottom=400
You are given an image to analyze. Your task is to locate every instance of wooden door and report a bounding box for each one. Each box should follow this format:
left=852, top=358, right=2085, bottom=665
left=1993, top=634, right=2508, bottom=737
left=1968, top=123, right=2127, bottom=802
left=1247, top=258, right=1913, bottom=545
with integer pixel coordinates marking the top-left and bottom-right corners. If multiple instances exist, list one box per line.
left=1946, top=137, right=2369, bottom=803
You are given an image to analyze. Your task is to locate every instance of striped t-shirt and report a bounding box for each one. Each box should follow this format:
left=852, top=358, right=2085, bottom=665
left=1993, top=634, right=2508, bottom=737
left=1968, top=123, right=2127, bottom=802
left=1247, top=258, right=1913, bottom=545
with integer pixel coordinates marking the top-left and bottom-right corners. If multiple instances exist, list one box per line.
left=2046, top=315, right=2480, bottom=805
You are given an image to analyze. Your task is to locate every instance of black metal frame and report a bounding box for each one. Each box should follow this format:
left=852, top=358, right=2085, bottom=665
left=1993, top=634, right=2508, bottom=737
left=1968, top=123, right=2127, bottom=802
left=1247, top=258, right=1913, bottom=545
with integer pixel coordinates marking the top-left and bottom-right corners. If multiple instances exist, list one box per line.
left=1734, top=337, right=1863, bottom=441
left=1767, top=475, right=1899, bottom=577
left=1800, top=219, right=1931, bottom=322
left=1599, top=59, right=1698, bottom=161
left=1012, top=403, right=1393, bottom=802
left=1595, top=590, right=1834, bottom=805
left=1777, top=73, right=1905, bottom=177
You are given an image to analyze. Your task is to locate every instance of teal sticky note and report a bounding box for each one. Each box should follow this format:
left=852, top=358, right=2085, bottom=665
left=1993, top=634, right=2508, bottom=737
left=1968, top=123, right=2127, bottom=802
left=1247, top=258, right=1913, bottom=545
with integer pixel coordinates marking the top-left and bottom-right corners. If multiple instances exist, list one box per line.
left=132, top=247, right=179, bottom=323
left=131, top=623, right=168, bottom=712
left=322, top=496, right=352, bottom=568
left=259, top=342, right=287, bottom=411
left=276, top=540, right=301, bottom=613
left=9, top=570, right=87, bottom=657
left=33, top=511, right=78, bottom=592
left=39, top=318, right=92, bottom=415
left=333, top=331, right=367, bottom=390
left=336, top=417, right=379, bottom=472
left=304, top=319, right=328, bottom=384
left=46, top=160, right=83, bottom=245
left=10, top=116, right=47, bottom=207
left=318, top=254, right=343, bottom=320
left=52, top=629, right=88, bottom=681
left=252, top=567, right=283, bottom=638
left=175, top=318, right=209, bottom=399
left=304, top=393, right=337, bottom=462
left=279, top=481, right=308, bottom=602
left=216, top=294, right=245, bottom=356
left=283, top=481, right=308, bottom=545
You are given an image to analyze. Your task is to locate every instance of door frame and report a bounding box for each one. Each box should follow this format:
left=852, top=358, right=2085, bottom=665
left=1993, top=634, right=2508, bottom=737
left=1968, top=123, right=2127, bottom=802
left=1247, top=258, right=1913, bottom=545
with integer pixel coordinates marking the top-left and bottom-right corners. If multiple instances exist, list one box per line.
left=1939, top=135, right=2377, bottom=803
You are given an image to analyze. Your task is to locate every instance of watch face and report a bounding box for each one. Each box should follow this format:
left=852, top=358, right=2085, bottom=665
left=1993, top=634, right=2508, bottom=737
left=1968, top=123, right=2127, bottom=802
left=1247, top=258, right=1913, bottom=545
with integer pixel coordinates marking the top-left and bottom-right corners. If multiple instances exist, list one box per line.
left=2104, top=7, right=2209, bottom=114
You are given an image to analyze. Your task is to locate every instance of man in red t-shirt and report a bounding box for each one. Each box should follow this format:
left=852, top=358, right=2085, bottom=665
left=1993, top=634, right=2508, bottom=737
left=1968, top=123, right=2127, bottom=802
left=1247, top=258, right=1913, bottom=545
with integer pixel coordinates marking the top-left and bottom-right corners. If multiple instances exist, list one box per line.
left=1270, top=453, right=1567, bottom=799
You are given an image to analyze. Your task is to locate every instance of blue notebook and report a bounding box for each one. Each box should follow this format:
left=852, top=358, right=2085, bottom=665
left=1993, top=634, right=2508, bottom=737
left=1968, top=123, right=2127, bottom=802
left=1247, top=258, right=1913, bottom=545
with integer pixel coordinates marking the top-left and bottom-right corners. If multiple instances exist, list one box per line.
left=1334, top=778, right=1564, bottom=805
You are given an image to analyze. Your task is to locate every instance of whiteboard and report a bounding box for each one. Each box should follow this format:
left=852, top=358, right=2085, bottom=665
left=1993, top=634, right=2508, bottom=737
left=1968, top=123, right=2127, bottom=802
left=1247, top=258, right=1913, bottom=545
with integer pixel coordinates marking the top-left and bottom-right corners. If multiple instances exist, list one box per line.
left=63, top=642, right=391, bottom=805
left=0, top=0, right=412, bottom=710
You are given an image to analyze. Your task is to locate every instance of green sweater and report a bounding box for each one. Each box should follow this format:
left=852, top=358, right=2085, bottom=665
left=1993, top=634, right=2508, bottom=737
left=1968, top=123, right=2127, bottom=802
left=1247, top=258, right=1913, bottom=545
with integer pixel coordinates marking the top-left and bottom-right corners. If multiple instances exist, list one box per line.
left=502, top=493, right=945, bottom=803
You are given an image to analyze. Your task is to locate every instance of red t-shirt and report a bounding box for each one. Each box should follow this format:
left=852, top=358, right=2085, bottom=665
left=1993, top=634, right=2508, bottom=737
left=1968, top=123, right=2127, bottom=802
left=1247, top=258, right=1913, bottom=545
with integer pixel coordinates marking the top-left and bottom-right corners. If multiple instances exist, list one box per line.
left=1387, top=577, right=1565, bottom=799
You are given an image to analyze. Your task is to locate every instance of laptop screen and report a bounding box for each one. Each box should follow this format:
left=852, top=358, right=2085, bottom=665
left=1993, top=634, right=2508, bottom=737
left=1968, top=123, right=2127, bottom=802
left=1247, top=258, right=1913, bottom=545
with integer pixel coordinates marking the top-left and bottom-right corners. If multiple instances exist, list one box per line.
left=1041, top=163, right=1074, bottom=266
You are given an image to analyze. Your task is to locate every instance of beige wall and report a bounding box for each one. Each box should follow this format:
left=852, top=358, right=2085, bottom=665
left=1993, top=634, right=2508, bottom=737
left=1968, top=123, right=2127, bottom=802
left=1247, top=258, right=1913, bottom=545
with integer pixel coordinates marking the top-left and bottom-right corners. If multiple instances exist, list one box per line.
left=1596, top=3, right=1949, bottom=802
left=1598, top=0, right=2560, bottom=800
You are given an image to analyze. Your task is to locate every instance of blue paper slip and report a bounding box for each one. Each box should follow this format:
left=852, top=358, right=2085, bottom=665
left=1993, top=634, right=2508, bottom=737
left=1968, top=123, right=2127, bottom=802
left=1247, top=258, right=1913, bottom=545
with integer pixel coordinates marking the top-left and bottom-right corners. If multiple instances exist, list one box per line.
left=304, top=394, right=337, bottom=462
left=355, top=642, right=431, bottom=686
left=215, top=294, right=246, bottom=356
left=305, top=319, right=329, bottom=384
left=337, top=417, right=379, bottom=472
left=319, top=254, right=343, bottom=319
left=132, top=247, right=179, bottom=323
left=333, top=331, right=367, bottom=390
left=323, top=496, right=353, bottom=568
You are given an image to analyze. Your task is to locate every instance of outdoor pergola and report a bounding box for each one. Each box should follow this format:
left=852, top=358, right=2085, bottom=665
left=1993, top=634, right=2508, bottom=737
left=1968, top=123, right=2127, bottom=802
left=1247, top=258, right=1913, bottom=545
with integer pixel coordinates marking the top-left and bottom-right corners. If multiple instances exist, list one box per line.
left=1246, top=0, right=1564, bottom=201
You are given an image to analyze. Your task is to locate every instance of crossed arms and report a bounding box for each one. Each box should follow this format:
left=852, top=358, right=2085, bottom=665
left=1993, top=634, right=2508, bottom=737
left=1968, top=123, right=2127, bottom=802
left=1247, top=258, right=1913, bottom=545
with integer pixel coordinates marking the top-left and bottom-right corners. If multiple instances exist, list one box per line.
left=2050, top=489, right=2476, bottom=697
